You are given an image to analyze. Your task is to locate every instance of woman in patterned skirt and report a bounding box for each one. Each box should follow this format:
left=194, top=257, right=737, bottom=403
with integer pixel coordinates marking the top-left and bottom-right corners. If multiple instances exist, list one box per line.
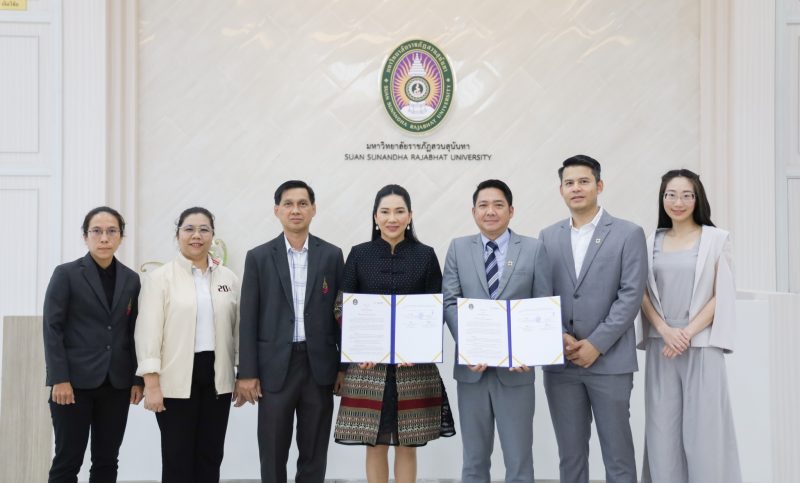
left=334, top=184, right=455, bottom=483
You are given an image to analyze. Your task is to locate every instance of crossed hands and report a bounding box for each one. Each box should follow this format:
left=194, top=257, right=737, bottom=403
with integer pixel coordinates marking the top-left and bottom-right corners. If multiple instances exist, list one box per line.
left=564, top=333, right=600, bottom=368
left=659, top=326, right=692, bottom=358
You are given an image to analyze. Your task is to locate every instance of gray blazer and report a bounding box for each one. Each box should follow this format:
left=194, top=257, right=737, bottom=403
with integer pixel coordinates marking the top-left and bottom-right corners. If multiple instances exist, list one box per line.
left=443, top=230, right=552, bottom=385
left=538, top=210, right=647, bottom=375
left=637, top=225, right=736, bottom=352
left=43, top=253, right=141, bottom=389
left=238, top=233, right=344, bottom=392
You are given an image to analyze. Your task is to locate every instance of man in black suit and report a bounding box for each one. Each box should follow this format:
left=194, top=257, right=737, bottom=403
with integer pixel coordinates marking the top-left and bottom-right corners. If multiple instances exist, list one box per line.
left=43, top=206, right=143, bottom=482
left=237, top=180, right=344, bottom=483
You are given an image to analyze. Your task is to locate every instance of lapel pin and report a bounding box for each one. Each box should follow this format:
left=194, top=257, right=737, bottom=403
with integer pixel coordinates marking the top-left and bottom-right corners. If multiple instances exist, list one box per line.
left=507, top=260, right=513, bottom=266
left=322, top=277, right=329, bottom=295
left=595, top=238, right=602, bottom=244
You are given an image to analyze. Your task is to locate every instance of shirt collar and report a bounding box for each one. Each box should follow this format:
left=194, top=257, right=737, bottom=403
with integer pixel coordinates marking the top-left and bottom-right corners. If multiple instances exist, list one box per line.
left=284, top=234, right=309, bottom=254
left=570, top=206, right=604, bottom=231
left=481, top=229, right=511, bottom=252
left=177, top=252, right=216, bottom=273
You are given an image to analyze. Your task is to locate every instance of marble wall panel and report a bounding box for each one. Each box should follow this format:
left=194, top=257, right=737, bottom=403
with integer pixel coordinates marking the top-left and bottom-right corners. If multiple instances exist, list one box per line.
left=137, top=0, right=700, bottom=276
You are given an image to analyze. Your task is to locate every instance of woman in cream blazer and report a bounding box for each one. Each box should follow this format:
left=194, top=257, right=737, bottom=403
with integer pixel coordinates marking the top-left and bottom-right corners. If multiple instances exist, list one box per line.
left=135, top=207, right=239, bottom=483
left=637, top=169, right=741, bottom=483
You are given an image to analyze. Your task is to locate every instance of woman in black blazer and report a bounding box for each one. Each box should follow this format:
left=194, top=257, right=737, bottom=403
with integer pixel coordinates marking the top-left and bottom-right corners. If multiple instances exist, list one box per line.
left=43, top=206, right=143, bottom=483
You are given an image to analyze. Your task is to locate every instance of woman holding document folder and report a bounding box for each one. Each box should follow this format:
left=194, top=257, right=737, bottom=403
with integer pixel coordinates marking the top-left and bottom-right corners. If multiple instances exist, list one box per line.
left=334, top=184, right=455, bottom=483
left=638, top=170, right=741, bottom=482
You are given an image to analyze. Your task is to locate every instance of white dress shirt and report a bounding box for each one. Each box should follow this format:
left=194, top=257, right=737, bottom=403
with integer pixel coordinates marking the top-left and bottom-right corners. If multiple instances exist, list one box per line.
left=192, top=257, right=216, bottom=352
left=570, top=206, right=604, bottom=277
left=285, top=235, right=309, bottom=342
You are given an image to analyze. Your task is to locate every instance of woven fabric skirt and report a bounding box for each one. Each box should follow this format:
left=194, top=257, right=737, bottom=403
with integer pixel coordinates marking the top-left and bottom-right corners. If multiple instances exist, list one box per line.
left=334, top=363, right=455, bottom=446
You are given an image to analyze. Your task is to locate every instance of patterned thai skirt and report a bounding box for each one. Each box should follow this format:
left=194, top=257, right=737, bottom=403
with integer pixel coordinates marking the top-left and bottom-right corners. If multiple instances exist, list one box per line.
left=334, top=363, right=456, bottom=446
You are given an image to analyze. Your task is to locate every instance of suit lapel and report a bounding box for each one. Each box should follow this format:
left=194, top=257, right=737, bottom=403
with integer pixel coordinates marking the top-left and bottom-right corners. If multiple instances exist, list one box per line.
left=646, top=231, right=663, bottom=311
left=575, top=214, right=612, bottom=291
left=691, top=225, right=712, bottom=302
left=109, top=261, right=127, bottom=314
left=304, top=235, right=320, bottom=307
left=470, top=234, right=490, bottom=297
left=496, top=232, right=521, bottom=297
left=81, top=253, right=110, bottom=313
left=559, top=223, right=578, bottom=287
left=271, top=238, right=295, bottom=311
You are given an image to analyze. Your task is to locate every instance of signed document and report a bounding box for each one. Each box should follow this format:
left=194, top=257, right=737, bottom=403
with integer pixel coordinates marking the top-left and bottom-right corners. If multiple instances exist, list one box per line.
left=341, top=293, right=444, bottom=364
left=393, top=294, right=444, bottom=363
left=457, top=296, right=563, bottom=368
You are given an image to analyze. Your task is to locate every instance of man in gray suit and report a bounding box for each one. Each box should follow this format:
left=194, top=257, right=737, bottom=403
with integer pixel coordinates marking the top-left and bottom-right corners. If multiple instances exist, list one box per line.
left=538, top=155, right=647, bottom=483
left=237, top=180, right=344, bottom=483
left=443, top=179, right=552, bottom=483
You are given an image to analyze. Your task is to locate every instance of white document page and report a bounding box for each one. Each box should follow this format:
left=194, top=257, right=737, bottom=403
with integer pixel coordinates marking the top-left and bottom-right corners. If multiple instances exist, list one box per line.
left=340, top=293, right=392, bottom=363
left=509, top=296, right=564, bottom=367
left=456, top=298, right=510, bottom=367
left=393, top=294, right=444, bottom=363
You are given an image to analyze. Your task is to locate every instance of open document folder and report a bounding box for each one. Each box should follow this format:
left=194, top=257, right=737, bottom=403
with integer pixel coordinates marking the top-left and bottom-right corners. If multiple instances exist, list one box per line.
left=341, top=293, right=444, bottom=364
left=456, top=296, right=564, bottom=368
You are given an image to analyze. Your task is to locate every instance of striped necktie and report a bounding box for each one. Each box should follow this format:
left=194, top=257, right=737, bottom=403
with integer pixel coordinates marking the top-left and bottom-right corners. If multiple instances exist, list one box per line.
left=485, top=240, right=500, bottom=299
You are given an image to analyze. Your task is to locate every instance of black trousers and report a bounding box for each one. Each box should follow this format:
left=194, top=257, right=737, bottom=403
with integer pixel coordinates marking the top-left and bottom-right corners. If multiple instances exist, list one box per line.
left=48, top=382, right=131, bottom=483
left=155, top=351, right=232, bottom=483
left=258, top=342, right=334, bottom=483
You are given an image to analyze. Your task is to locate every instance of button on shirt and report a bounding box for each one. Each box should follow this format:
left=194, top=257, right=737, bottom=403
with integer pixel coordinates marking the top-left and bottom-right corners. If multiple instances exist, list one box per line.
left=481, top=229, right=511, bottom=280
left=192, top=258, right=216, bottom=352
left=570, top=206, right=604, bottom=277
left=285, top=236, right=309, bottom=342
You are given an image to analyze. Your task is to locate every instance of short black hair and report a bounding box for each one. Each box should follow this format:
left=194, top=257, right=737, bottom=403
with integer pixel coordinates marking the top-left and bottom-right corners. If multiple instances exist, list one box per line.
left=82, top=206, right=126, bottom=237
left=657, top=169, right=715, bottom=228
left=558, top=154, right=602, bottom=182
left=472, top=179, right=513, bottom=206
left=274, top=180, right=315, bottom=205
left=175, top=207, right=215, bottom=237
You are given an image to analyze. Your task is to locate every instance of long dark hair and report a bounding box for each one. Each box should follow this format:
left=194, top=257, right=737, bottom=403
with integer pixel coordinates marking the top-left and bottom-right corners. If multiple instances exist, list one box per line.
left=371, top=184, right=419, bottom=242
left=657, top=169, right=715, bottom=228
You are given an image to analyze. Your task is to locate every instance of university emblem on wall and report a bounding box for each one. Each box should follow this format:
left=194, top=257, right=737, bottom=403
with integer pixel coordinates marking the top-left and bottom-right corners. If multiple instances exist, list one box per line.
left=382, top=39, right=454, bottom=134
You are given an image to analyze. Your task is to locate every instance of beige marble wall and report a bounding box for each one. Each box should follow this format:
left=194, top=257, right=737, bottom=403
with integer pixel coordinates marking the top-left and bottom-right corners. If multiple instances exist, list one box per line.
left=137, top=0, right=700, bottom=276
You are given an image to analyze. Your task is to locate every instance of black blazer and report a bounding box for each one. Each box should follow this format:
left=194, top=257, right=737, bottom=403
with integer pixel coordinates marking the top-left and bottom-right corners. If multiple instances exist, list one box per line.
left=43, top=253, right=142, bottom=389
left=238, top=233, right=344, bottom=392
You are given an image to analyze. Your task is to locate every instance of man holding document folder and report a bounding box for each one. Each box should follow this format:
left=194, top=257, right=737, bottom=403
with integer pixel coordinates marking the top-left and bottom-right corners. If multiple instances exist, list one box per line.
left=442, top=179, right=552, bottom=483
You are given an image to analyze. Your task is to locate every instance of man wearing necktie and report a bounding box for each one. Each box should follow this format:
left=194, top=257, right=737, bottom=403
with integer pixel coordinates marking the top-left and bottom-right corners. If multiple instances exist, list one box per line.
left=442, top=179, right=552, bottom=483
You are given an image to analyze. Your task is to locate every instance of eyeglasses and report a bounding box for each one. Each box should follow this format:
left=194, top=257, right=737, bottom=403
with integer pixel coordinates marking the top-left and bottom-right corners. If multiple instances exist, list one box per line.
left=179, top=225, right=213, bottom=236
left=663, top=192, right=696, bottom=203
left=87, top=228, right=120, bottom=238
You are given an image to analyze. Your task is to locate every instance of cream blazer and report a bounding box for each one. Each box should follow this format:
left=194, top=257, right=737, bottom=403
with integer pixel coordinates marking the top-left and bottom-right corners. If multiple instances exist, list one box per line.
left=636, top=225, right=735, bottom=353
left=135, top=254, right=239, bottom=398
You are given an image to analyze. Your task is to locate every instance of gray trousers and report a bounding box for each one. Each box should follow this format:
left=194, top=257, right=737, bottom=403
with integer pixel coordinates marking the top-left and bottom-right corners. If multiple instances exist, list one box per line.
left=641, top=339, right=742, bottom=483
left=543, top=370, right=636, bottom=483
left=457, top=368, right=536, bottom=483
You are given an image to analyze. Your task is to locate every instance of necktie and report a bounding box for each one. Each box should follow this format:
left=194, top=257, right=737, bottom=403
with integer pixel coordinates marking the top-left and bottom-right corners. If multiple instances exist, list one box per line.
left=485, top=240, right=499, bottom=299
